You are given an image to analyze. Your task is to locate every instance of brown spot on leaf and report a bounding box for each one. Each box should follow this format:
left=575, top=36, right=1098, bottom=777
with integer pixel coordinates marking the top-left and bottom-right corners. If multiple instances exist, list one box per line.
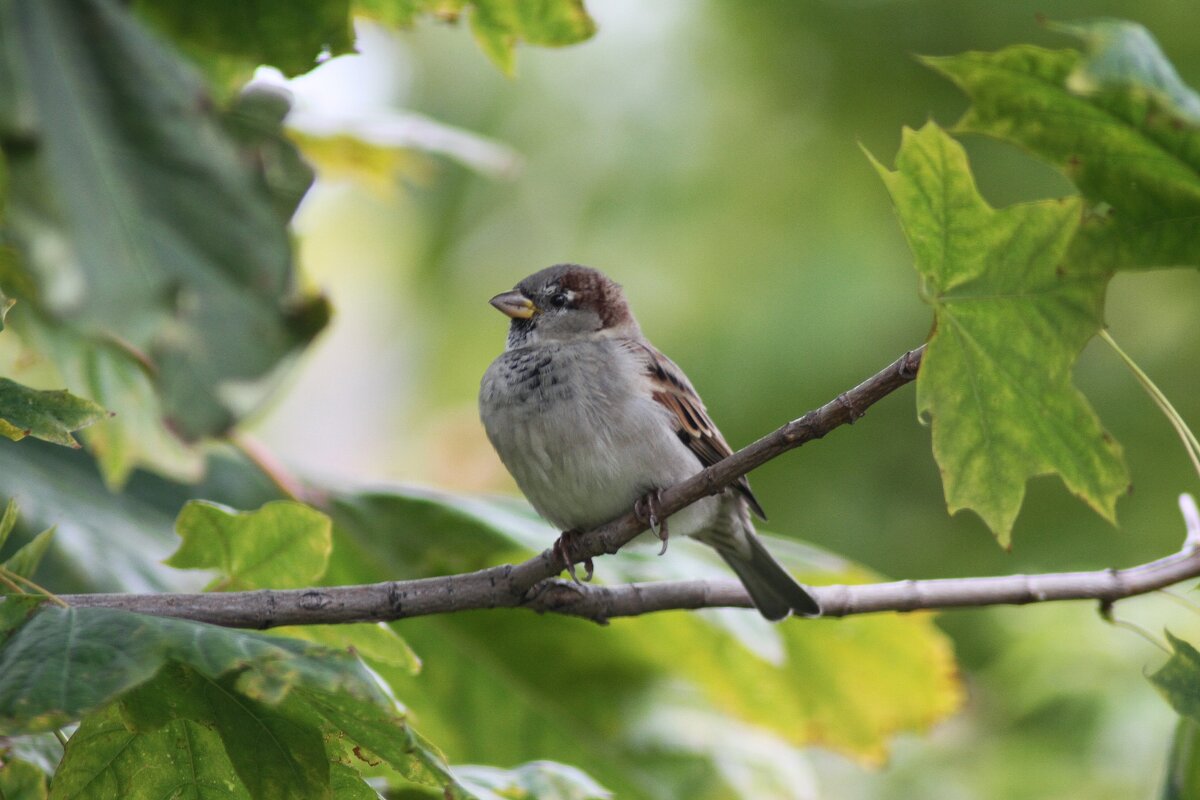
left=353, top=746, right=381, bottom=767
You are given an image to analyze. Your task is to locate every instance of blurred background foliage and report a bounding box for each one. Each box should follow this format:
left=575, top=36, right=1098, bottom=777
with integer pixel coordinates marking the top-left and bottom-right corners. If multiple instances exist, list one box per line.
left=3, top=0, right=1200, bottom=798
left=256, top=3, right=1200, bottom=796
left=257, top=4, right=1199, bottom=793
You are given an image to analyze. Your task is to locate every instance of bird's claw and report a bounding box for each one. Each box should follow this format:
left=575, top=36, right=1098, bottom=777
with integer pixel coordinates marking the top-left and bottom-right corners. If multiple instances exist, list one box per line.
left=553, top=530, right=594, bottom=584
left=634, top=489, right=670, bottom=556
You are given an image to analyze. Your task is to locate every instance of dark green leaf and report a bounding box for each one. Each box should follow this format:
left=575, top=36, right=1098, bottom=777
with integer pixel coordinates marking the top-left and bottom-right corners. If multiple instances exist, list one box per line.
left=0, top=0, right=327, bottom=440
left=925, top=31, right=1200, bottom=274
left=1, top=528, right=53, bottom=579
left=133, top=0, right=353, bottom=77
left=0, top=605, right=468, bottom=797
left=0, top=438, right=192, bottom=593
left=0, top=596, right=45, bottom=647
left=1163, top=717, right=1200, bottom=800
left=121, top=663, right=330, bottom=800
left=49, top=703, right=250, bottom=800
left=0, top=607, right=387, bottom=734
left=221, top=84, right=316, bottom=221
left=1151, top=632, right=1200, bottom=723
left=869, top=122, right=1128, bottom=542
left=168, top=501, right=332, bottom=591
left=0, top=379, right=105, bottom=448
left=353, top=0, right=596, bottom=75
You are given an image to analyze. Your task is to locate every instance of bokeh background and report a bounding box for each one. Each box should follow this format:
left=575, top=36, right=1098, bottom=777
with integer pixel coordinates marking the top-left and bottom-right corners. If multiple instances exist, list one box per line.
left=238, top=1, right=1200, bottom=797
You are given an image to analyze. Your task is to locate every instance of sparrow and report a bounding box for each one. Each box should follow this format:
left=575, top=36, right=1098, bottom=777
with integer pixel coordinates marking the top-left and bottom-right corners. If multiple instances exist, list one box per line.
left=478, top=264, right=820, bottom=620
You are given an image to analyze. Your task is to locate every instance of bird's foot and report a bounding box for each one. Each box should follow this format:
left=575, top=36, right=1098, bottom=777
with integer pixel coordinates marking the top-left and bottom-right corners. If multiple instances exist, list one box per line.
left=634, top=489, right=670, bottom=556
left=552, top=529, right=594, bottom=584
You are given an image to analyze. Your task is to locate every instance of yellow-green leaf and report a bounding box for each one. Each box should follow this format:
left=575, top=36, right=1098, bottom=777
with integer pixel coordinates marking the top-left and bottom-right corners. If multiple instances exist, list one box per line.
left=353, top=0, right=596, bottom=76
left=51, top=704, right=250, bottom=800
left=0, top=379, right=106, bottom=448
left=275, top=622, right=422, bottom=677
left=168, top=500, right=332, bottom=591
left=1, top=528, right=53, bottom=579
left=626, top=544, right=963, bottom=763
left=0, top=756, right=47, bottom=800
left=869, top=122, right=1128, bottom=543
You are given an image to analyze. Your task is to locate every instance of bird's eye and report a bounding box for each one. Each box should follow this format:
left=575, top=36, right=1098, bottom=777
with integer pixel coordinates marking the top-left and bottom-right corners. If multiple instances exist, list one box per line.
left=549, top=292, right=569, bottom=309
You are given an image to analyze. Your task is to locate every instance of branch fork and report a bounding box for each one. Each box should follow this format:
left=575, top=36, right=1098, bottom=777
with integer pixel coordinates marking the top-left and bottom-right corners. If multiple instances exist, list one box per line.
left=40, top=347, right=1200, bottom=628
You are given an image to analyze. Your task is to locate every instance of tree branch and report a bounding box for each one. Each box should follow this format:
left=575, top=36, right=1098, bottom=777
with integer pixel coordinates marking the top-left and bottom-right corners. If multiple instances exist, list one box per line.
left=47, top=346, right=1200, bottom=627
left=57, top=537, right=1200, bottom=626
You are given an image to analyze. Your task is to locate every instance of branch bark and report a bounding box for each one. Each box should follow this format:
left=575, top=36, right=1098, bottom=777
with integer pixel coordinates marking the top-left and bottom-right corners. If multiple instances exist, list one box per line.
left=57, top=539, right=1200, bottom=626
left=49, top=345, right=1200, bottom=628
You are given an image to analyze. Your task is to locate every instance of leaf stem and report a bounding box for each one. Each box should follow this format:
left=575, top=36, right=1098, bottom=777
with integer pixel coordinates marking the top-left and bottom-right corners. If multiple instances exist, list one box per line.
left=1106, top=613, right=1170, bottom=654
left=1099, top=329, right=1200, bottom=482
left=0, top=567, right=69, bottom=607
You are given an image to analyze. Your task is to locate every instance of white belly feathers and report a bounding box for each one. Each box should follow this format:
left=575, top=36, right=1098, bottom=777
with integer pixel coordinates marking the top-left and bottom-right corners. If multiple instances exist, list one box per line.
left=480, top=339, right=718, bottom=535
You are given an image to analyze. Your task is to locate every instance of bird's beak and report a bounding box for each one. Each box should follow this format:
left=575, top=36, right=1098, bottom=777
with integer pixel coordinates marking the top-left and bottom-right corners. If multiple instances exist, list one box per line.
left=489, top=291, right=536, bottom=319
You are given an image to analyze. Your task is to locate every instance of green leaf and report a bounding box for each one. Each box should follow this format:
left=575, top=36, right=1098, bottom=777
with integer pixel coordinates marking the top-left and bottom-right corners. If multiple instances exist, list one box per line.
left=624, top=535, right=964, bottom=763
left=1163, top=717, right=1200, bottom=800
left=50, top=703, right=250, bottom=800
left=0, top=497, right=16, bottom=552
left=868, top=122, right=1128, bottom=543
left=0, top=606, right=469, bottom=797
left=9, top=317, right=205, bottom=489
left=275, top=623, right=422, bottom=677
left=1, top=528, right=53, bottom=579
left=0, top=596, right=46, bottom=647
left=329, top=763, right=380, bottom=800
left=132, top=0, right=354, bottom=78
left=925, top=31, right=1200, bottom=274
left=353, top=0, right=596, bottom=76
left=0, top=379, right=106, bottom=448
left=163, top=498, right=424, bottom=679
left=121, top=663, right=331, bottom=800
left=1151, top=632, right=1200, bottom=724
left=0, top=756, right=47, bottom=800
left=221, top=84, right=317, bottom=222
left=327, top=487, right=962, bottom=778
left=0, top=0, right=327, bottom=440
left=0, top=607, right=387, bottom=733
left=0, top=439, right=196, bottom=593
left=295, top=685, right=461, bottom=793
left=167, top=501, right=333, bottom=591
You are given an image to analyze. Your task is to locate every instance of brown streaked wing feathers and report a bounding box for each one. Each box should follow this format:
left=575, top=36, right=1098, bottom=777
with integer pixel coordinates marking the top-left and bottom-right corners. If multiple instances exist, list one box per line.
left=625, top=340, right=767, bottom=519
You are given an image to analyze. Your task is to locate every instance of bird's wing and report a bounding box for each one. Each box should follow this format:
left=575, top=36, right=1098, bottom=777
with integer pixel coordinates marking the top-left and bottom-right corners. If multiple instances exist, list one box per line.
left=621, top=339, right=767, bottom=519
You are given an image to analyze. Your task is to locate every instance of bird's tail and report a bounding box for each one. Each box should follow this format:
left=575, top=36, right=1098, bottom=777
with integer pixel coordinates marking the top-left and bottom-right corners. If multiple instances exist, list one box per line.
left=715, top=531, right=822, bottom=621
